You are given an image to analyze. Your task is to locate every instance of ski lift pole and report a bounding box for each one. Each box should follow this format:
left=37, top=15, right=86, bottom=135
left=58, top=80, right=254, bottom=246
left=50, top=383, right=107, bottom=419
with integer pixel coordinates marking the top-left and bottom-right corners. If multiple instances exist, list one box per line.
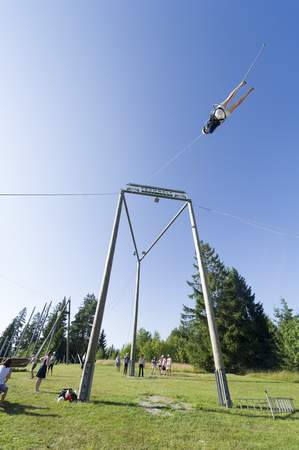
left=14, top=307, right=36, bottom=356
left=35, top=301, right=68, bottom=359
left=26, top=302, right=47, bottom=356
left=0, top=336, right=8, bottom=356
left=31, top=301, right=52, bottom=355
left=66, top=298, right=71, bottom=364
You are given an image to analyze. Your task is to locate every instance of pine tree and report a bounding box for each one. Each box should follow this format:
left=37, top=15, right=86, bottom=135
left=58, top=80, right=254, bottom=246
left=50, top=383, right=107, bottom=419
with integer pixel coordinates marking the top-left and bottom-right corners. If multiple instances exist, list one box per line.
left=274, top=299, right=299, bottom=370
left=69, top=293, right=97, bottom=357
left=41, top=299, right=68, bottom=360
left=0, top=308, right=27, bottom=356
left=182, top=243, right=227, bottom=371
left=98, top=329, right=107, bottom=359
left=182, top=242, right=277, bottom=373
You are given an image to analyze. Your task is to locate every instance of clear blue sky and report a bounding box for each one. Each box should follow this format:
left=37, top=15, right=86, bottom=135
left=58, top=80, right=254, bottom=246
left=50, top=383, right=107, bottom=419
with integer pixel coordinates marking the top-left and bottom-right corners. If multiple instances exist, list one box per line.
left=1, top=1, right=299, bottom=348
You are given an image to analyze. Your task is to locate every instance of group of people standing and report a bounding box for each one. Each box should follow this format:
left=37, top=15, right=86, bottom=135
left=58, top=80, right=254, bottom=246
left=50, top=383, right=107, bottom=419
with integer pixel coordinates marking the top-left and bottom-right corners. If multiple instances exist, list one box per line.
left=151, top=355, right=172, bottom=376
left=115, top=353, right=172, bottom=377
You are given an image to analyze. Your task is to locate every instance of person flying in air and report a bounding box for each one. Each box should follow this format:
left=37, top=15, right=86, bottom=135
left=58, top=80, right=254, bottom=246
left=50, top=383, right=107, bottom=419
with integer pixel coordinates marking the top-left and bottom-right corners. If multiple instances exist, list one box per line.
left=202, top=80, right=254, bottom=135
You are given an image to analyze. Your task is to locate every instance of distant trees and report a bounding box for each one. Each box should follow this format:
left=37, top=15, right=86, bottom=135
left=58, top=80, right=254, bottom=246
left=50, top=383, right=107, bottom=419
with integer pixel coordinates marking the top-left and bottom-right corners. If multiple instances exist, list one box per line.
left=1, top=240, right=298, bottom=374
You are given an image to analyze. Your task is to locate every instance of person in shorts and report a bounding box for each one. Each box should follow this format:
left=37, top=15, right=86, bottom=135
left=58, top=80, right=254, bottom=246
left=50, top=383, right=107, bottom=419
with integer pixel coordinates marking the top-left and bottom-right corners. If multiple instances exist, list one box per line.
left=202, top=80, right=254, bottom=135
left=0, top=358, right=12, bottom=402
left=115, top=353, right=121, bottom=371
left=151, top=357, right=157, bottom=375
left=48, top=352, right=56, bottom=375
left=166, top=355, right=172, bottom=376
left=123, top=353, right=129, bottom=375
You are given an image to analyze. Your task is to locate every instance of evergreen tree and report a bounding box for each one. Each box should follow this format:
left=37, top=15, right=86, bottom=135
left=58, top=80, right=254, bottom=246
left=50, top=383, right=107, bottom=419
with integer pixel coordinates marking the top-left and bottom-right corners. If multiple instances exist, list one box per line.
left=98, top=329, right=108, bottom=359
left=41, top=299, right=68, bottom=360
left=182, top=243, right=227, bottom=371
left=0, top=308, right=27, bottom=356
left=69, top=293, right=97, bottom=357
left=182, top=243, right=277, bottom=373
left=274, top=299, right=299, bottom=370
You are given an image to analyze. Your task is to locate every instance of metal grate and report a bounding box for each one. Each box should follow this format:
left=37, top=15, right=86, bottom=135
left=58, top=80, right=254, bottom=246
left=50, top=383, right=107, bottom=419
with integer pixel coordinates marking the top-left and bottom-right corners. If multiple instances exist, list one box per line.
left=236, top=390, right=295, bottom=419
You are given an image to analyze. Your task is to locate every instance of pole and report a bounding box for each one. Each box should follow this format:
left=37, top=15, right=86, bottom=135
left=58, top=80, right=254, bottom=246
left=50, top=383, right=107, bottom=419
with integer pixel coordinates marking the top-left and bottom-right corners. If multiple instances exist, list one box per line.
left=0, top=336, right=8, bottom=356
left=66, top=298, right=71, bottom=364
left=35, top=301, right=68, bottom=359
left=14, top=306, right=36, bottom=356
left=187, top=200, right=232, bottom=408
left=129, top=260, right=141, bottom=376
left=31, top=301, right=52, bottom=355
left=26, top=302, right=47, bottom=356
left=78, top=191, right=124, bottom=401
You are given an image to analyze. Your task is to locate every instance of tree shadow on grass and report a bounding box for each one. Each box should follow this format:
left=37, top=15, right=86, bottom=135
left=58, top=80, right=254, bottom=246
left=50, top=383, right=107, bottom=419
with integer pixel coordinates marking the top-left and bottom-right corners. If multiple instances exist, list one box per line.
left=228, top=379, right=288, bottom=384
left=91, top=400, right=140, bottom=408
left=0, top=402, right=59, bottom=418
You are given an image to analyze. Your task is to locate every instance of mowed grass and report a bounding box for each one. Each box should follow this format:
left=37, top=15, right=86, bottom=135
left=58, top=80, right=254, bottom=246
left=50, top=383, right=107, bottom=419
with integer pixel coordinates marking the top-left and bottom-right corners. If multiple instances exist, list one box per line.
left=1, top=363, right=299, bottom=450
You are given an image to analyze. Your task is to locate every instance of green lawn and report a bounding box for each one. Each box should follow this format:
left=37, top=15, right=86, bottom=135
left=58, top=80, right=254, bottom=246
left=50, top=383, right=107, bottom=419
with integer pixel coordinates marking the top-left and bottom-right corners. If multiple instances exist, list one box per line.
left=1, top=364, right=299, bottom=449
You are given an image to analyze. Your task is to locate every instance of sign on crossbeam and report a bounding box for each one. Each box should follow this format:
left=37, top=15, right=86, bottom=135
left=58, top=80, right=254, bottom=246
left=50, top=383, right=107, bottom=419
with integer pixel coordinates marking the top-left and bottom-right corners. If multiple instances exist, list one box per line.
left=126, top=183, right=188, bottom=200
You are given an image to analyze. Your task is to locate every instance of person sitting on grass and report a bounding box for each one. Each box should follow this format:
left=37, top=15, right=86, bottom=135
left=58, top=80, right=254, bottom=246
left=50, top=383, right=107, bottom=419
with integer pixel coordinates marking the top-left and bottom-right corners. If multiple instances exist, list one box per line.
left=0, top=358, right=12, bottom=403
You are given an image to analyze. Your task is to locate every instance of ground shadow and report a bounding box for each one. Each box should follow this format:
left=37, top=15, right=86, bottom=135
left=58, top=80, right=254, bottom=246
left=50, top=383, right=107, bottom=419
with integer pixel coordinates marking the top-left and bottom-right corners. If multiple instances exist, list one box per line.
left=228, top=378, right=290, bottom=385
left=92, top=400, right=140, bottom=408
left=0, top=402, right=59, bottom=418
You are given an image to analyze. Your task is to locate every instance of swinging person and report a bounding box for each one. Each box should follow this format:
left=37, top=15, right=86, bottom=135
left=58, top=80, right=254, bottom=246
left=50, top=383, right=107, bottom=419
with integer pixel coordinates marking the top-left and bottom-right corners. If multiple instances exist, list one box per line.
left=202, top=80, right=254, bottom=135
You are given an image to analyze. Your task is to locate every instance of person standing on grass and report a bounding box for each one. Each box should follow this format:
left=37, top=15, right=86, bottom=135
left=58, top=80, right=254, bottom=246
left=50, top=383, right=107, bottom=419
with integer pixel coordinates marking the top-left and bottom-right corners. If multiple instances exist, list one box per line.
left=161, top=355, right=167, bottom=375
left=48, top=351, right=56, bottom=375
left=158, top=356, right=163, bottom=374
left=35, top=352, right=51, bottom=392
left=166, top=355, right=172, bottom=376
left=151, top=357, right=157, bottom=375
left=123, top=353, right=129, bottom=375
left=115, top=353, right=121, bottom=371
left=0, top=358, right=12, bottom=403
left=138, top=354, right=145, bottom=377
left=30, top=355, right=38, bottom=379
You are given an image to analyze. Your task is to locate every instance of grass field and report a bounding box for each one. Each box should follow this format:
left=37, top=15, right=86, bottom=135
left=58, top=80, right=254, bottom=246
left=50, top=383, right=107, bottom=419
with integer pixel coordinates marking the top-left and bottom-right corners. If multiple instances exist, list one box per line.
left=1, top=363, right=299, bottom=450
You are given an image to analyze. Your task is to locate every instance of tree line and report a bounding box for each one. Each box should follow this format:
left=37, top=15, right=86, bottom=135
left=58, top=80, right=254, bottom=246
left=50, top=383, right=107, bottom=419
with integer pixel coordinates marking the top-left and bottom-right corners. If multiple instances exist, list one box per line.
left=1, top=241, right=298, bottom=373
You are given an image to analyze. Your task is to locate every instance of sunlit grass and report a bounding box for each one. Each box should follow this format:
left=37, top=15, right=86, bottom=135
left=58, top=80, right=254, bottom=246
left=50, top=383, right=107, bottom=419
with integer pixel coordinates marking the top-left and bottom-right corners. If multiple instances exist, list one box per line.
left=1, top=364, right=299, bottom=449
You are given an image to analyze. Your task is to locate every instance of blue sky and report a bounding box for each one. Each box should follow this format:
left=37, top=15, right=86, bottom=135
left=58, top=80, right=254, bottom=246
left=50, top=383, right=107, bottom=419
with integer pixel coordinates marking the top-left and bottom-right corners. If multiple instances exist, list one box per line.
left=1, top=1, right=299, bottom=348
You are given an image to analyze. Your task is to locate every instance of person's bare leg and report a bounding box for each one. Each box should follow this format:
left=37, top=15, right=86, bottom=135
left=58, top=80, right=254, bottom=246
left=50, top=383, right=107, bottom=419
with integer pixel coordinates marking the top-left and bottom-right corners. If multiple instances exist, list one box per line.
left=227, top=87, right=254, bottom=114
left=35, top=378, right=42, bottom=392
left=0, top=389, right=7, bottom=402
left=221, top=80, right=247, bottom=109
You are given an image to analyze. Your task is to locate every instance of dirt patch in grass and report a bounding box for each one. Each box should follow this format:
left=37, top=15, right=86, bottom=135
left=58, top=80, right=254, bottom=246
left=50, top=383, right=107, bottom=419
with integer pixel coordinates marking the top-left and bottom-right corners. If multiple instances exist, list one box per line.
left=139, top=395, right=193, bottom=416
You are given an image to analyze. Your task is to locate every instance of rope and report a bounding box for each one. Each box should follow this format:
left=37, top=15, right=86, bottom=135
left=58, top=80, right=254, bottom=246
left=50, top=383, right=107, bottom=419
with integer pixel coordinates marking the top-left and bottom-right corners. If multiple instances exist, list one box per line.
left=194, top=203, right=299, bottom=239
left=0, top=192, right=117, bottom=197
left=147, top=133, right=203, bottom=181
left=242, top=43, right=266, bottom=81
